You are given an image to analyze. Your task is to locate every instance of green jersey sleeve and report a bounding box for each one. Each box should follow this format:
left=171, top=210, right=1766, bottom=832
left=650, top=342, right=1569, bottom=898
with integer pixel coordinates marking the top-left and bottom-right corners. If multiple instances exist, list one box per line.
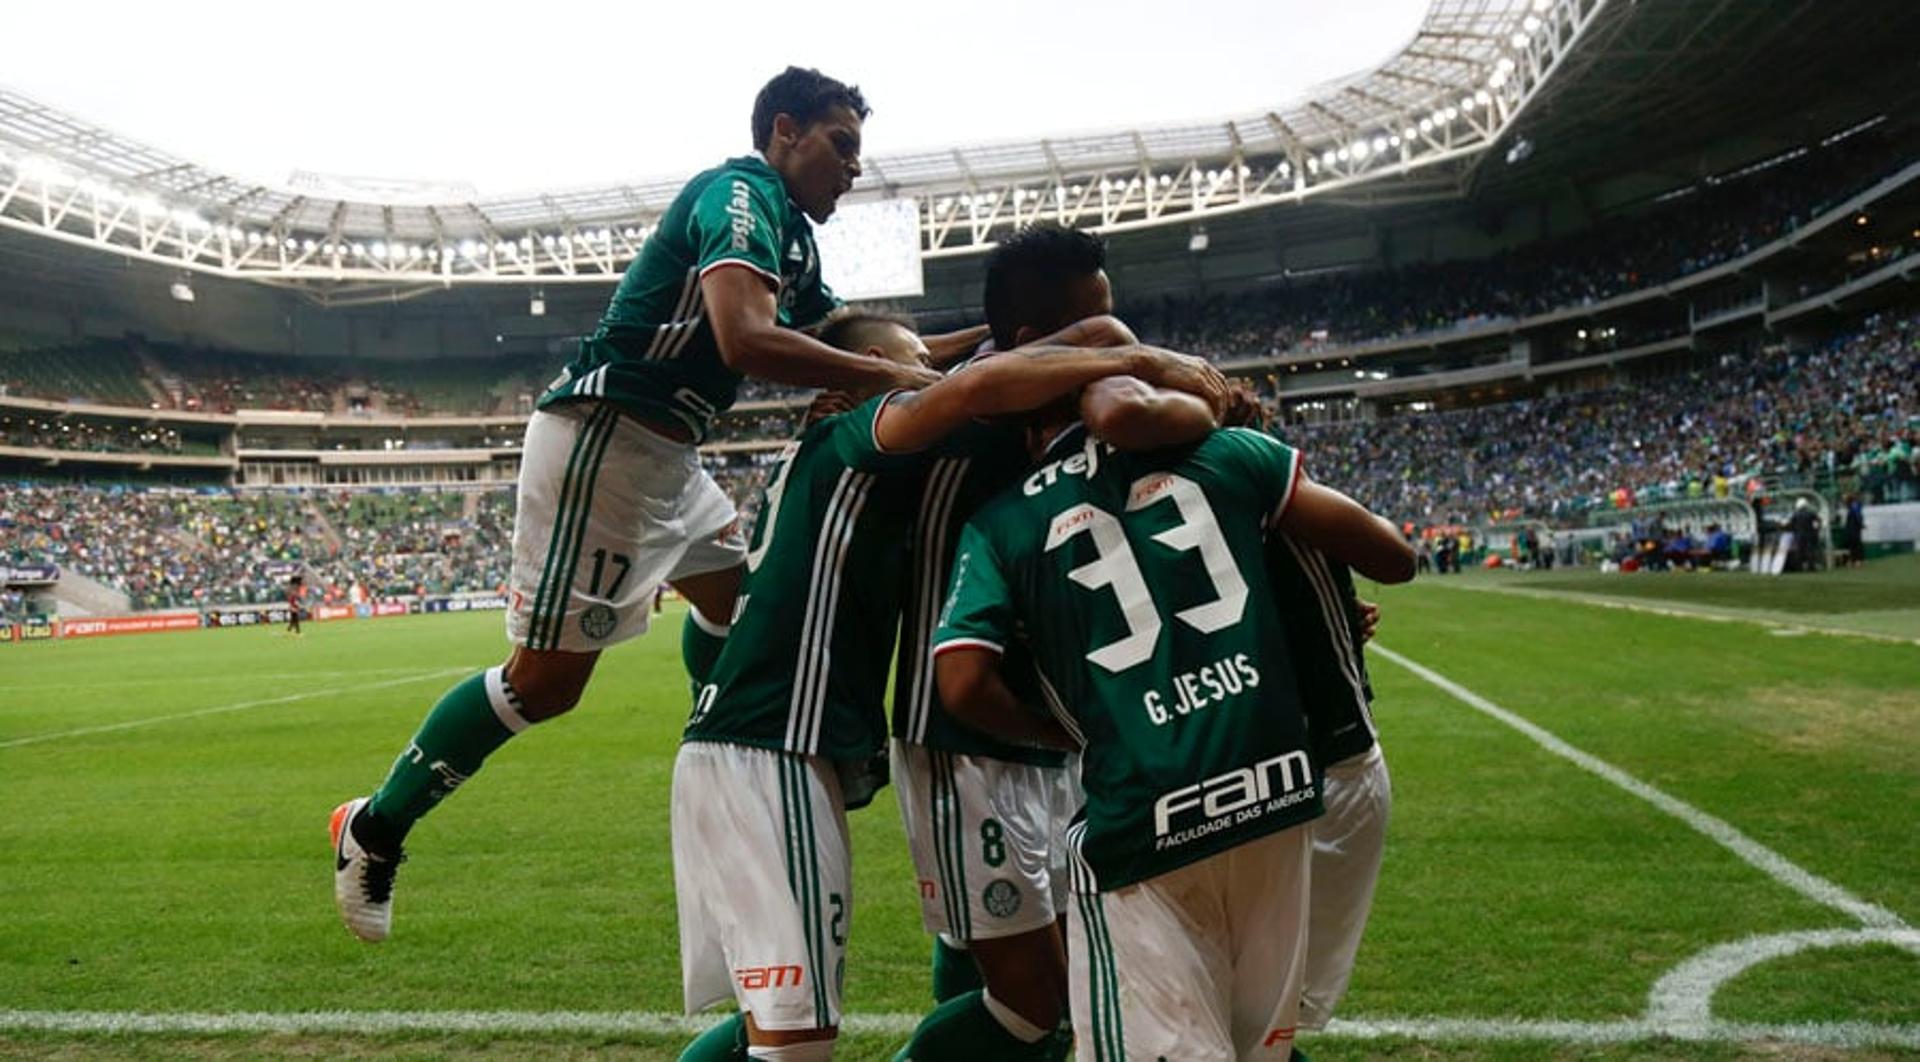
left=827, top=392, right=938, bottom=473
left=1214, top=426, right=1305, bottom=524
left=789, top=274, right=842, bottom=331
left=689, top=170, right=784, bottom=287
left=933, top=521, right=1016, bottom=657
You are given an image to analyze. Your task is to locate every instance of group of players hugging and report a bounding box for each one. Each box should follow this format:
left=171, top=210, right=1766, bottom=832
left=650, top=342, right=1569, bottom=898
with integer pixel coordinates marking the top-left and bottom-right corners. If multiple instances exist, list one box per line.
left=327, top=66, right=1415, bottom=1061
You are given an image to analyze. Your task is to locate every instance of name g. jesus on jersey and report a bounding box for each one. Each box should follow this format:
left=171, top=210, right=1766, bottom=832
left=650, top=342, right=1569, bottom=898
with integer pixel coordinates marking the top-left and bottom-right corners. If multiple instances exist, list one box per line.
left=937, top=426, right=1325, bottom=889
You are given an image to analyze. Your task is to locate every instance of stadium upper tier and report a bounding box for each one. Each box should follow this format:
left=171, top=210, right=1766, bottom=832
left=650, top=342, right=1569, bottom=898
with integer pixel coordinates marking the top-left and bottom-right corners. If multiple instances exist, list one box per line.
left=2, top=123, right=1912, bottom=425
left=0, top=0, right=1599, bottom=285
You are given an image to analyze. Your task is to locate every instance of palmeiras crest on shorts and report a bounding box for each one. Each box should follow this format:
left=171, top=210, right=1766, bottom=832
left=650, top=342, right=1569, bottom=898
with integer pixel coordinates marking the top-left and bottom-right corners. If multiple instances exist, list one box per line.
left=982, top=878, right=1022, bottom=919
left=580, top=603, right=618, bottom=640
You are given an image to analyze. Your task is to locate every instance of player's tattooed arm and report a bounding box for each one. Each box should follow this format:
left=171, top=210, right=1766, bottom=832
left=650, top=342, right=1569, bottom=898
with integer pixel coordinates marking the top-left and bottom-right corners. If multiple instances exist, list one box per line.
left=1276, top=475, right=1418, bottom=585
left=934, top=647, right=1079, bottom=752
left=703, top=265, right=941, bottom=392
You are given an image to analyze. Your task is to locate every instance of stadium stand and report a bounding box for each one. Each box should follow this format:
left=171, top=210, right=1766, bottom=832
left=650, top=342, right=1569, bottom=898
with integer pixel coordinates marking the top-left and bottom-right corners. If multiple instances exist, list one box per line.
left=1283, top=308, right=1919, bottom=525
left=4, top=303, right=1910, bottom=610
left=1131, top=124, right=1911, bottom=361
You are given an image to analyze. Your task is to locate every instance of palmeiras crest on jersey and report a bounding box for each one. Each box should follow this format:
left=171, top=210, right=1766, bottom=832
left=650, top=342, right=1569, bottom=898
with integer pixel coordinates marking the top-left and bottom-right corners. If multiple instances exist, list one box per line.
left=580, top=603, right=618, bottom=640
left=982, top=878, right=1022, bottom=919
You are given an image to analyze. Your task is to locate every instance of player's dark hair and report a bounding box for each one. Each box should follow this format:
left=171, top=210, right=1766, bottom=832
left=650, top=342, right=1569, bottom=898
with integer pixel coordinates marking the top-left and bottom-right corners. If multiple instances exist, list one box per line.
left=818, top=309, right=915, bottom=354
left=983, top=223, right=1108, bottom=350
left=752, top=67, right=870, bottom=151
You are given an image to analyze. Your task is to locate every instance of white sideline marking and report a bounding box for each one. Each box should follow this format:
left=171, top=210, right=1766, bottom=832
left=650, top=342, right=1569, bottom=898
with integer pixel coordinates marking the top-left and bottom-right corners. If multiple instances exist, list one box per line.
left=0, top=668, right=471, bottom=750
left=1433, top=580, right=1920, bottom=647
left=2, top=1009, right=1917, bottom=1048
left=0, top=667, right=444, bottom=693
left=1648, top=928, right=1920, bottom=1029
left=1372, top=645, right=1909, bottom=930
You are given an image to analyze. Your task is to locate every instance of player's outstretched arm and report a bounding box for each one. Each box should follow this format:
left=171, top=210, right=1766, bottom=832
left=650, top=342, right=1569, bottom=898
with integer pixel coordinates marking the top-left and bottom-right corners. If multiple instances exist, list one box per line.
left=1276, top=476, right=1418, bottom=585
left=921, top=323, right=993, bottom=370
left=1079, top=376, right=1219, bottom=452
left=872, top=344, right=1226, bottom=454
left=934, top=647, right=1078, bottom=751
left=703, top=266, right=941, bottom=392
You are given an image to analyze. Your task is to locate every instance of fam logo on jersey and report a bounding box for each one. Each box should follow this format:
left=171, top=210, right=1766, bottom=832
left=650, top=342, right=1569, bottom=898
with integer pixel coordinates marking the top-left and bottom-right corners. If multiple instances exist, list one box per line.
left=733, top=964, right=802, bottom=990
left=579, top=603, right=618, bottom=640
left=982, top=878, right=1022, bottom=919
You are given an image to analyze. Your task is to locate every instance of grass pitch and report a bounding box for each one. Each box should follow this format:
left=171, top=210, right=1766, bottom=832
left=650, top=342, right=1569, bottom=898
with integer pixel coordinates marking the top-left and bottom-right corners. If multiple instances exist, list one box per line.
left=2, top=562, right=1917, bottom=1059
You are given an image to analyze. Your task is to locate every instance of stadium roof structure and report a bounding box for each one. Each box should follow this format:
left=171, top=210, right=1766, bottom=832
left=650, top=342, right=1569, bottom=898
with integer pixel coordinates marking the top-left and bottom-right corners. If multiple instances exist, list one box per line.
left=0, top=0, right=1600, bottom=294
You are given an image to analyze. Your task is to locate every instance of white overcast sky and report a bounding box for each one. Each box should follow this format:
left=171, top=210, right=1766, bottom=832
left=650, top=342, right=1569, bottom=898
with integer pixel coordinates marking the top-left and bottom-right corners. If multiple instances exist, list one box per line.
left=3, top=0, right=1429, bottom=196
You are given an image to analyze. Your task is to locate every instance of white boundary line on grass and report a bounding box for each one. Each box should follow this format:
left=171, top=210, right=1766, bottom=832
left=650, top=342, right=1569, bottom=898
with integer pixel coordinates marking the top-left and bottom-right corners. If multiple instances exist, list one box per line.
left=0, top=667, right=448, bottom=693
left=1372, top=645, right=1920, bottom=1040
left=1371, top=645, right=1909, bottom=930
left=0, top=667, right=472, bottom=750
left=2, top=1009, right=1917, bottom=1048
left=1432, top=580, right=1920, bottom=647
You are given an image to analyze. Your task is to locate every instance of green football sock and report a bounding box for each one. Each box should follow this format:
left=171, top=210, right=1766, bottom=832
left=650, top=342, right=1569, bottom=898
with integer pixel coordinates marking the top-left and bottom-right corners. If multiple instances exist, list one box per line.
left=930, top=936, right=983, bottom=1003
left=679, top=1013, right=748, bottom=1061
left=682, top=606, right=730, bottom=695
left=361, top=667, right=526, bottom=851
left=894, top=990, right=1060, bottom=1062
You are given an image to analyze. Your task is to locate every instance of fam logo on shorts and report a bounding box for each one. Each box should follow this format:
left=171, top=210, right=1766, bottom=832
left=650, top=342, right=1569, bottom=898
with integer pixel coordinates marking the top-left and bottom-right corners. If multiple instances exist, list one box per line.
left=579, top=603, right=618, bottom=640
left=982, top=878, right=1022, bottom=919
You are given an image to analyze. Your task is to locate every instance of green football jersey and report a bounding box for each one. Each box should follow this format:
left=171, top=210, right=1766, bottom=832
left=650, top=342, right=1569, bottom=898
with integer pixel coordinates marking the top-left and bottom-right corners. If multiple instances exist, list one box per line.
left=538, top=155, right=840, bottom=442
left=1266, top=532, right=1377, bottom=767
left=935, top=425, right=1323, bottom=890
left=892, top=418, right=1067, bottom=768
left=684, top=394, right=924, bottom=763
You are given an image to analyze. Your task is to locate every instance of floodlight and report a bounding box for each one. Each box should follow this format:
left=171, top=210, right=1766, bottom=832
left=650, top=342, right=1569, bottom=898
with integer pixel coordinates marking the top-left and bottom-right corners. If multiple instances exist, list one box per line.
left=169, top=279, right=195, bottom=303
left=1188, top=227, right=1208, bottom=253
left=1511, top=31, right=1530, bottom=47
left=529, top=292, right=546, bottom=316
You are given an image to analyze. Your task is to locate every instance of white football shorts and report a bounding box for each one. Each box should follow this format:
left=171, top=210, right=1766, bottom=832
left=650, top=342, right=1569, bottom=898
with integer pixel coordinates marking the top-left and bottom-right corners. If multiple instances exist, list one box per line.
left=1066, top=823, right=1311, bottom=1061
left=672, top=741, right=852, bottom=1032
left=507, top=402, right=744, bottom=653
left=891, top=739, right=1075, bottom=942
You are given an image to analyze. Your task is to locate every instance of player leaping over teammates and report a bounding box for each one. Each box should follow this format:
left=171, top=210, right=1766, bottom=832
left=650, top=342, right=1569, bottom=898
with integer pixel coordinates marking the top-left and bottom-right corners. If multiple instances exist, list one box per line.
left=330, top=66, right=991, bottom=943
left=933, top=406, right=1414, bottom=1059
left=670, top=313, right=1229, bottom=1062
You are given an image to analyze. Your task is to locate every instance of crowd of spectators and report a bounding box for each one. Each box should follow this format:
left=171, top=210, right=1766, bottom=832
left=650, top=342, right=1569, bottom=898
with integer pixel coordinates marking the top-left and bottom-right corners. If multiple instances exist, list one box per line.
left=1283, top=309, right=1919, bottom=527
left=0, top=415, right=187, bottom=454
left=0, top=484, right=517, bottom=612
left=1133, top=125, right=1908, bottom=362
left=4, top=291, right=1910, bottom=614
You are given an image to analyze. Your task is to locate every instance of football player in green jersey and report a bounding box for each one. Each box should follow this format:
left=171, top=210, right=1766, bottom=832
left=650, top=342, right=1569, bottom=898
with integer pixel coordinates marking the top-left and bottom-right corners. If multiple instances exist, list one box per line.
left=1266, top=534, right=1391, bottom=1034
left=330, top=66, right=986, bottom=944
left=889, top=225, right=1227, bottom=1062
left=932, top=412, right=1412, bottom=1059
left=671, top=311, right=1228, bottom=1062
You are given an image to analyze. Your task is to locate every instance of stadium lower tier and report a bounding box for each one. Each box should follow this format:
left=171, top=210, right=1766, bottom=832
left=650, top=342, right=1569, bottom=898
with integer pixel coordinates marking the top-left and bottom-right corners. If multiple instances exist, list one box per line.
left=3, top=304, right=1914, bottom=618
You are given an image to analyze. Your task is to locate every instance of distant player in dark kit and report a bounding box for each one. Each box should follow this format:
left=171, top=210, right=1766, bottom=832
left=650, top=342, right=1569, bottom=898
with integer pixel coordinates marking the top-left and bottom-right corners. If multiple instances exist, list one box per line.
left=286, top=574, right=304, bottom=636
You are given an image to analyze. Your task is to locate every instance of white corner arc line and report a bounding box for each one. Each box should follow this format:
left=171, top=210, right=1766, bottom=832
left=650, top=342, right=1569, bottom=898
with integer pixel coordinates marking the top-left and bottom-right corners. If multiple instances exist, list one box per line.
left=1371, top=645, right=1909, bottom=930
left=0, top=667, right=473, bottom=750
left=1646, top=928, right=1920, bottom=1029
